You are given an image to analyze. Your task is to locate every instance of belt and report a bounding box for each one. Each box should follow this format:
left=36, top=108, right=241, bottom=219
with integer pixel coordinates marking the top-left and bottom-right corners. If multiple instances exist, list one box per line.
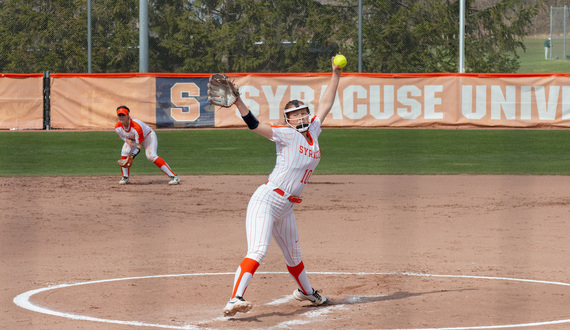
left=266, top=182, right=302, bottom=203
left=273, top=188, right=303, bottom=203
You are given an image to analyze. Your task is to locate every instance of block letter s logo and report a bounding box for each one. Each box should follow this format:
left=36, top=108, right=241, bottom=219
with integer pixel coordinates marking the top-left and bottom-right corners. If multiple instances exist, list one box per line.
left=170, top=83, right=201, bottom=122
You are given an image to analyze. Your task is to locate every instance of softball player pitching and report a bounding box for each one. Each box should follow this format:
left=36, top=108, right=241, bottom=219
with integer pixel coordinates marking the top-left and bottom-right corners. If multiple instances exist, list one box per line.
left=114, top=106, right=179, bottom=185
left=221, top=58, right=342, bottom=317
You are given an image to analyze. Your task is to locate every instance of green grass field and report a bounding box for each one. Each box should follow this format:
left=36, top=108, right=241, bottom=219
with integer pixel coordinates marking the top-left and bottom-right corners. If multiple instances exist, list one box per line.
left=2, top=129, right=570, bottom=176
left=517, top=37, right=570, bottom=73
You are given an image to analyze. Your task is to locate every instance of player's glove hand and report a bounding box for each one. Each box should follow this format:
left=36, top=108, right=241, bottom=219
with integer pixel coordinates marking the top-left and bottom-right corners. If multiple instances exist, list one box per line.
left=117, top=155, right=133, bottom=168
left=207, top=73, right=240, bottom=108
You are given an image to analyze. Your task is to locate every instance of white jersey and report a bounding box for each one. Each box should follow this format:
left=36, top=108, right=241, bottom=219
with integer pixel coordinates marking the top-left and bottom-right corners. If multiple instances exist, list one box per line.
left=114, top=118, right=153, bottom=144
left=266, top=116, right=322, bottom=197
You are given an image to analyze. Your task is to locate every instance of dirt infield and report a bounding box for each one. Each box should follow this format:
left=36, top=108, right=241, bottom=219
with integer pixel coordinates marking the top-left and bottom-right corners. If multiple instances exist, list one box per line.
left=3, top=174, right=570, bottom=329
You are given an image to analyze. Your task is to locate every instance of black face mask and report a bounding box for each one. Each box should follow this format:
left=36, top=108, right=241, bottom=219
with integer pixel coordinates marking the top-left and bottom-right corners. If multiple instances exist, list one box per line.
left=296, top=123, right=309, bottom=131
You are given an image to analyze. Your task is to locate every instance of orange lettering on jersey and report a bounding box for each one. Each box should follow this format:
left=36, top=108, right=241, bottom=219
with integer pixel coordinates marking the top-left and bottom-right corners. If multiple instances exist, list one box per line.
left=298, top=146, right=321, bottom=159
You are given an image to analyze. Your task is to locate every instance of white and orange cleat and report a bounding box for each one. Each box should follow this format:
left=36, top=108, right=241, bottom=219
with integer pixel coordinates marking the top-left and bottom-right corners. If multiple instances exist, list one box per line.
left=293, top=288, right=329, bottom=306
left=223, top=296, right=253, bottom=317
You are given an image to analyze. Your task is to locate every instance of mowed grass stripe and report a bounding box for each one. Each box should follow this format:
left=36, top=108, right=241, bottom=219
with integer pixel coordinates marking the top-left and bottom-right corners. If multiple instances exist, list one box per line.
left=1, top=128, right=569, bottom=176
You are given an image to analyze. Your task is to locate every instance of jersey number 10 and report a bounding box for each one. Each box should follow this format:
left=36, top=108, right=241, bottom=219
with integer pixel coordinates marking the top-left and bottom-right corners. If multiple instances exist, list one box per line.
left=300, top=169, right=313, bottom=184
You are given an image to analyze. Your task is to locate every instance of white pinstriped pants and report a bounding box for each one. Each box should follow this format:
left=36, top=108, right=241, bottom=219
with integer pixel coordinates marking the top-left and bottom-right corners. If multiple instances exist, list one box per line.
left=245, top=184, right=303, bottom=267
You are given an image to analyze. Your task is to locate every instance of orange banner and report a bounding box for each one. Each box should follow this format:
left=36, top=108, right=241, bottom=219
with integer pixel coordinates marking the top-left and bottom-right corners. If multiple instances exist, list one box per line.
left=50, top=76, right=156, bottom=129
left=0, top=76, right=43, bottom=129
left=215, top=75, right=570, bottom=128
left=5, top=73, right=570, bottom=130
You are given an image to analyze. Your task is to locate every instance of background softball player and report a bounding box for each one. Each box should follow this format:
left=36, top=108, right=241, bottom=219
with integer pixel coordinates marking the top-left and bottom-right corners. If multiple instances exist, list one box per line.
left=114, top=105, right=180, bottom=185
left=221, top=58, right=342, bottom=317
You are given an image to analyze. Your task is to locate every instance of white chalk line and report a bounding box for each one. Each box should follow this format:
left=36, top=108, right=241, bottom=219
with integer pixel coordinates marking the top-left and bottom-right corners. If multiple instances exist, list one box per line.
left=12, top=271, right=570, bottom=329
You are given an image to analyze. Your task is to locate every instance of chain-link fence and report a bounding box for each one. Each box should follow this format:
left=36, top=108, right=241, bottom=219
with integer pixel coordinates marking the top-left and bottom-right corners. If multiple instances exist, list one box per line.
left=0, top=0, right=540, bottom=74
left=550, top=6, right=570, bottom=60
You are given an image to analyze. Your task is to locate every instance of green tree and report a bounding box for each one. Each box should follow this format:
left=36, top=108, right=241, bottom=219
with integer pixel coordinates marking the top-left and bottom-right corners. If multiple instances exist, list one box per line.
left=150, top=0, right=344, bottom=73
left=90, top=0, right=139, bottom=72
left=0, top=0, right=141, bottom=73
left=465, top=0, right=540, bottom=72
left=0, top=0, right=87, bottom=73
left=149, top=0, right=212, bottom=72
left=0, top=0, right=542, bottom=73
left=349, top=0, right=540, bottom=73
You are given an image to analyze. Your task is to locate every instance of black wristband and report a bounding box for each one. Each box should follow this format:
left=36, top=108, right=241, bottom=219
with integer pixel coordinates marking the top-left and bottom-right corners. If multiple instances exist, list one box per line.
left=131, top=147, right=140, bottom=158
left=242, top=111, right=259, bottom=130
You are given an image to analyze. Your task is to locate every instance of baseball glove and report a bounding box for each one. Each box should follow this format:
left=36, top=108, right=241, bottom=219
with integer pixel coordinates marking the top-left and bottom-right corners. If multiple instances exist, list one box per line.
left=117, top=155, right=133, bottom=168
left=208, top=73, right=240, bottom=107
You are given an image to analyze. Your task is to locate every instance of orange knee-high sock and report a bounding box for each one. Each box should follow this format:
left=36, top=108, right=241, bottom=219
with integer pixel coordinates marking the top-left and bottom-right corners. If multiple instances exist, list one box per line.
left=287, top=261, right=313, bottom=295
left=231, top=258, right=260, bottom=299
left=153, top=157, right=175, bottom=177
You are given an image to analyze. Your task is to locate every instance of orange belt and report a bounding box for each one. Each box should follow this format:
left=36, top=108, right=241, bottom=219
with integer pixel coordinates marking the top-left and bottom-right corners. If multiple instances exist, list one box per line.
left=273, top=188, right=302, bottom=203
left=266, top=182, right=302, bottom=203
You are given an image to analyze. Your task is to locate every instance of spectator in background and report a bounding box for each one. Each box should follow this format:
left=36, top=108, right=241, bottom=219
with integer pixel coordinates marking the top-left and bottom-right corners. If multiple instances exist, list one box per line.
left=545, top=37, right=551, bottom=60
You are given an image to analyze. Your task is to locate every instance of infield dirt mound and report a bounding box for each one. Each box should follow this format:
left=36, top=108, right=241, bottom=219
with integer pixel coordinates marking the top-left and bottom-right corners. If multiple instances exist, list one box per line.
left=3, top=175, right=570, bottom=329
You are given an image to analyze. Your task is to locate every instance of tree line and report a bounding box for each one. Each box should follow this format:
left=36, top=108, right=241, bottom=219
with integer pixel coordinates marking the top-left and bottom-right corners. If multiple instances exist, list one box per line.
left=0, top=0, right=540, bottom=74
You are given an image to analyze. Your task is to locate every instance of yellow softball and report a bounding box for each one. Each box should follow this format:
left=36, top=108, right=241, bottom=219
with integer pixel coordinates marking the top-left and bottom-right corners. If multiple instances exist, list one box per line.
left=333, top=54, right=347, bottom=68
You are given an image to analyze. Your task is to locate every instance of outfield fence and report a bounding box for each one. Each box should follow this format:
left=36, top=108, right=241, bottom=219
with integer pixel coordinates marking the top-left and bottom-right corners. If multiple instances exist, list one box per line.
left=3, top=72, right=570, bottom=131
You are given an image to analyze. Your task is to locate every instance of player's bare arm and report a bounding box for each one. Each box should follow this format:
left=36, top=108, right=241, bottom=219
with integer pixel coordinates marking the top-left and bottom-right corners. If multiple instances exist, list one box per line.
left=235, top=97, right=273, bottom=139
left=316, top=58, right=342, bottom=123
